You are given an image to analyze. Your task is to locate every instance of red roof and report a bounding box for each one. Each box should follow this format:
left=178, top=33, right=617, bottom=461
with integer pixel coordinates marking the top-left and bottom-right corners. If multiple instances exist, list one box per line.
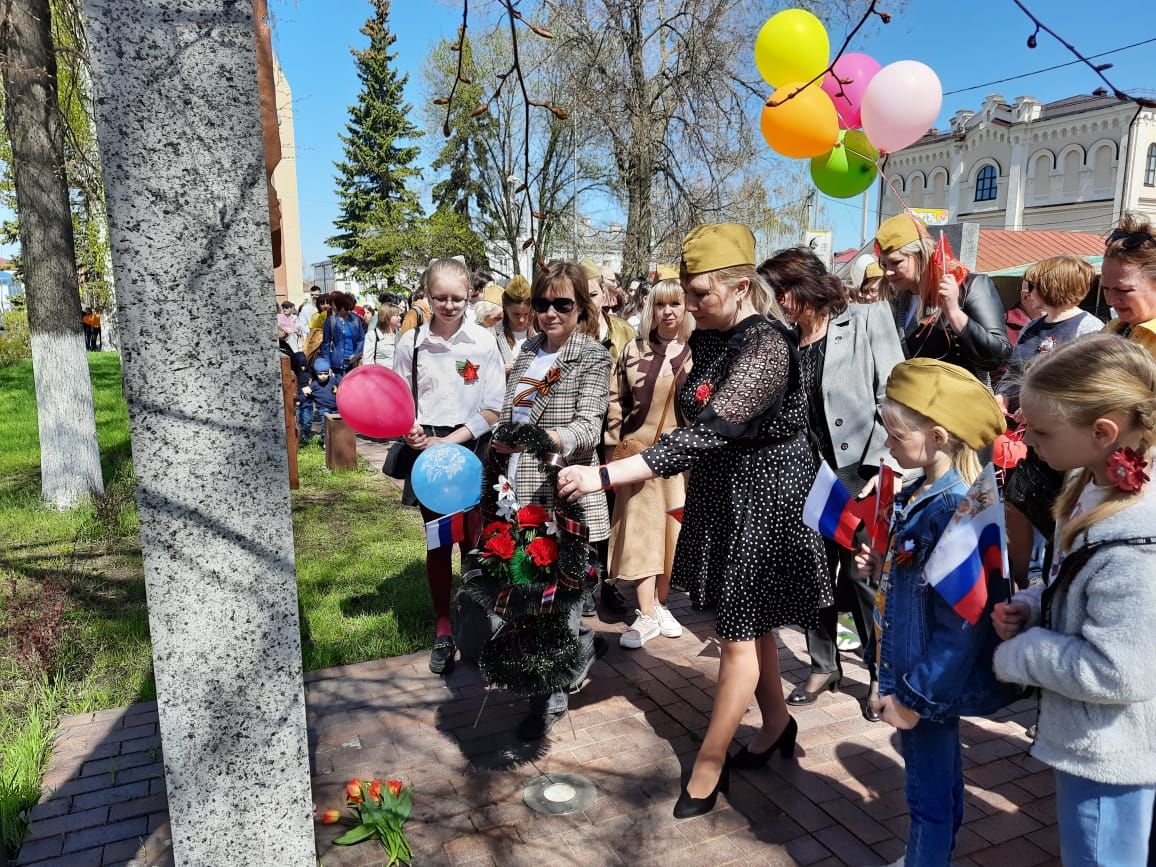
left=976, top=228, right=1104, bottom=273
left=833, top=248, right=859, bottom=265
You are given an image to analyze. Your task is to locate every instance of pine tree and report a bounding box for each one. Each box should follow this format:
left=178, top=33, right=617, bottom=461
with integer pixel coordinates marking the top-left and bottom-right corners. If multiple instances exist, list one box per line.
left=327, top=0, right=422, bottom=280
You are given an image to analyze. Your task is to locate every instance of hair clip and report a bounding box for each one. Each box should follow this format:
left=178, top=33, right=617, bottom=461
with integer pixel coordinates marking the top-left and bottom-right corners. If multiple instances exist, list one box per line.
left=1106, top=446, right=1150, bottom=493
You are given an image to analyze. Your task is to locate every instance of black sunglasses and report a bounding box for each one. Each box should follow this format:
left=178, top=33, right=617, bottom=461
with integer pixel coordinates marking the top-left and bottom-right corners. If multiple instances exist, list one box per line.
left=531, top=297, right=577, bottom=314
left=1106, top=228, right=1156, bottom=249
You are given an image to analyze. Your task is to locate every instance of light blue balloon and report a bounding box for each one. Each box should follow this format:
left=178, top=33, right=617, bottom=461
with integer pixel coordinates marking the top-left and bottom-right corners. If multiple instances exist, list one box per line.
left=411, top=444, right=483, bottom=515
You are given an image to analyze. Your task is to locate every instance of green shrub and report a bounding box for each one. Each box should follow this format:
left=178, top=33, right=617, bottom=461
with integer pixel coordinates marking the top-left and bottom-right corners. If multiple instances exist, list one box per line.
left=0, top=310, right=30, bottom=368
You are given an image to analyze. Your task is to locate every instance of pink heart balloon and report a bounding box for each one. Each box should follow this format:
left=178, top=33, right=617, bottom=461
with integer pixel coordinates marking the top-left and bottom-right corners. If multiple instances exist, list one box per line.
left=821, top=53, right=882, bottom=130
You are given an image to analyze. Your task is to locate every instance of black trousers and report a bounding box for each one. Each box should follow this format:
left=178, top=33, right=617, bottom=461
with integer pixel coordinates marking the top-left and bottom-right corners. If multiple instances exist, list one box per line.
left=806, top=538, right=877, bottom=681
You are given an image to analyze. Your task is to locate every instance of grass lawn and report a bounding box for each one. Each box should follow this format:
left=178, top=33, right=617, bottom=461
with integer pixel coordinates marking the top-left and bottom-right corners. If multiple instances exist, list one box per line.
left=0, top=353, right=431, bottom=857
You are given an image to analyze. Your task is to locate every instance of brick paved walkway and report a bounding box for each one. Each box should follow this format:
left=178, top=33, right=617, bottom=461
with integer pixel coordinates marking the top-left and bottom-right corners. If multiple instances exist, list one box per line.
left=15, top=438, right=1060, bottom=865
left=18, top=605, right=1056, bottom=867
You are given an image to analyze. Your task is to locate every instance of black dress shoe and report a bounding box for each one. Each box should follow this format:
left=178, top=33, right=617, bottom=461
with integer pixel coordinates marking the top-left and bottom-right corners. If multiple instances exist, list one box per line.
left=600, top=581, right=630, bottom=615
left=863, top=681, right=882, bottom=722
left=516, top=708, right=567, bottom=741
left=673, top=759, right=730, bottom=819
left=787, top=671, right=841, bottom=705
left=731, top=716, right=798, bottom=769
left=429, top=636, right=456, bottom=675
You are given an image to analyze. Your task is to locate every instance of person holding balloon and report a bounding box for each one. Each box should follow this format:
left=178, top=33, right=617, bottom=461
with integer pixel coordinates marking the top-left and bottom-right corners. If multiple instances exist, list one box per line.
left=558, top=224, right=830, bottom=816
left=393, top=257, right=505, bottom=676
left=875, top=213, right=1012, bottom=388
left=490, top=260, right=613, bottom=740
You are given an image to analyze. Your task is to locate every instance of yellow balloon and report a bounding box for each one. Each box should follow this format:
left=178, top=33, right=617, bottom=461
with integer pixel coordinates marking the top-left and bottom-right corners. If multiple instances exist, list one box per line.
left=754, top=9, right=830, bottom=89
left=760, top=82, right=840, bottom=159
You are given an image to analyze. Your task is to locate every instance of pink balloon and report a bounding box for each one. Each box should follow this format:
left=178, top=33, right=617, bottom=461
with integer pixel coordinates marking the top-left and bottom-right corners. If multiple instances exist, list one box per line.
left=334, top=365, right=416, bottom=439
left=860, top=60, right=943, bottom=154
left=821, top=53, right=881, bottom=129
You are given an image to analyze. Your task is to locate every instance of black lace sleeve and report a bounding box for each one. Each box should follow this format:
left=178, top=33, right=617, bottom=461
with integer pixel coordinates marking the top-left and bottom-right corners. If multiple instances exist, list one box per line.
left=641, top=321, right=792, bottom=477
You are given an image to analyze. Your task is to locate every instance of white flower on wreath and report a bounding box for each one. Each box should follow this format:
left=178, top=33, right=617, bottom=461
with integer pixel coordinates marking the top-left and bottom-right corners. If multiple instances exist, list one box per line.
left=493, top=474, right=519, bottom=519
left=545, top=518, right=558, bottom=536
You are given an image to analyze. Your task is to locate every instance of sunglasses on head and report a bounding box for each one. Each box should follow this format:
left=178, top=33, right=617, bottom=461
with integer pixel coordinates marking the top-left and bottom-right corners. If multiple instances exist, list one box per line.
left=1106, top=228, right=1156, bottom=249
left=531, top=297, right=577, bottom=314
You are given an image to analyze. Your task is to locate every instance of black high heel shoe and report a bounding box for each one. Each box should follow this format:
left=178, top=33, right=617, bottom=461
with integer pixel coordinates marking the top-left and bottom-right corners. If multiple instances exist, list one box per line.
left=730, top=716, right=798, bottom=769
left=673, top=758, right=730, bottom=819
left=786, top=671, right=841, bottom=705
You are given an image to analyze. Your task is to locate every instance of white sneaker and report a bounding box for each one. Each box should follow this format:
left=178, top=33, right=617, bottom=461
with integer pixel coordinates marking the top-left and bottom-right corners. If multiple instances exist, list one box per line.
left=653, top=603, right=683, bottom=638
left=620, top=611, right=660, bottom=648
left=836, top=614, right=861, bottom=651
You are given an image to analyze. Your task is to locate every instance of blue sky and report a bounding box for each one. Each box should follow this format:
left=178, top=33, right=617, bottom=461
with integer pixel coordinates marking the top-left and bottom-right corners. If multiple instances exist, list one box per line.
left=270, top=0, right=1155, bottom=274
left=8, top=2, right=1154, bottom=273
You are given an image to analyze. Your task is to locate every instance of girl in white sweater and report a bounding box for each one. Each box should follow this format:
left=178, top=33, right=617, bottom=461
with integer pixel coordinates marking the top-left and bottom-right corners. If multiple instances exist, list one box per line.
left=993, top=334, right=1156, bottom=866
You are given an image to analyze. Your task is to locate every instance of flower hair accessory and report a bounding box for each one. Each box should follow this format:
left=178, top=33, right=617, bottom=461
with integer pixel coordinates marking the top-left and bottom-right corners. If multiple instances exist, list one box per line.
left=1106, top=446, right=1150, bottom=493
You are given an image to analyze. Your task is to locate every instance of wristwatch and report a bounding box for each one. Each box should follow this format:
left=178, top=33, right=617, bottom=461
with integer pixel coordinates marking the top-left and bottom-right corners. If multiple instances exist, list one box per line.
left=598, top=465, right=613, bottom=491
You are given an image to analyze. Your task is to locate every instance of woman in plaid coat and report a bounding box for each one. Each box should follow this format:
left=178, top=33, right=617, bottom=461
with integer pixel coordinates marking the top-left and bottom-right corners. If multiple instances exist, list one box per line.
left=491, top=261, right=612, bottom=739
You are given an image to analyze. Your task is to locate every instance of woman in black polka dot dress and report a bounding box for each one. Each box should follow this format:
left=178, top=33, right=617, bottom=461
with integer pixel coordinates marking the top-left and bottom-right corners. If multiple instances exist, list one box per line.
left=558, top=224, right=829, bottom=820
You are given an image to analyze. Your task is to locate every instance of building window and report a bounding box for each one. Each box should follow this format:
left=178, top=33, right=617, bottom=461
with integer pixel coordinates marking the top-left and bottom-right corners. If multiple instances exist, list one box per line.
left=1146, top=144, right=1156, bottom=187
left=975, top=165, right=997, bottom=202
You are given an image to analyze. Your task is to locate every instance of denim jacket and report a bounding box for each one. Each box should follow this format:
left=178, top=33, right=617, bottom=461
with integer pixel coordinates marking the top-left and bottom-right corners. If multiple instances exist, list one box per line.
left=876, top=468, right=1019, bottom=723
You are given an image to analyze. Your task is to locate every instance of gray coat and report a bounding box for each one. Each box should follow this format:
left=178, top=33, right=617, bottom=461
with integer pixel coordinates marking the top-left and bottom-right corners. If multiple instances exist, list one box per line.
left=821, top=302, right=905, bottom=474
left=993, top=483, right=1156, bottom=785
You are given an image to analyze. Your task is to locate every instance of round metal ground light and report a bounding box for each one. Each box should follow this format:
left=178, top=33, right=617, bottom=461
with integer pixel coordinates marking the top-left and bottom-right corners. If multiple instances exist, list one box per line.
left=522, top=773, right=597, bottom=815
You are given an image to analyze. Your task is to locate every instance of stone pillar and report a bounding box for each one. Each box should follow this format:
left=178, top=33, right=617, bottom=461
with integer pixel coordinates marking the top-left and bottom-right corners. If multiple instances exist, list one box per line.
left=1004, top=136, right=1027, bottom=230
left=80, top=2, right=315, bottom=865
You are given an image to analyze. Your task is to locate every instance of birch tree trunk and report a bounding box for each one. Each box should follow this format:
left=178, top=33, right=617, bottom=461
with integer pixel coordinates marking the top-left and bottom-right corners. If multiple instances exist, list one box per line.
left=0, top=0, right=104, bottom=507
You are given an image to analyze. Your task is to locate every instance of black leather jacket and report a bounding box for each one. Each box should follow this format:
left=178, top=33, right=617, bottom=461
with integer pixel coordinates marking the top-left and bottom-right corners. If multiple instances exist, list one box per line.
left=894, top=273, right=1011, bottom=383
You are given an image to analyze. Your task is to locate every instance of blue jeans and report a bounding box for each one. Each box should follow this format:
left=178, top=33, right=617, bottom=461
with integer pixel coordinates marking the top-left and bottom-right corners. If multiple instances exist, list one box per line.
left=296, top=401, right=315, bottom=442
left=899, top=717, right=963, bottom=866
left=1055, top=769, right=1154, bottom=866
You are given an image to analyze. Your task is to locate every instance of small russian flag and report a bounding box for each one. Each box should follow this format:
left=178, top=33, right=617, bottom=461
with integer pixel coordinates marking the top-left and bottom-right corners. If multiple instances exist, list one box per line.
left=666, top=506, right=684, bottom=523
left=424, top=510, right=471, bottom=550
left=922, top=465, right=1007, bottom=625
left=803, top=462, right=862, bottom=549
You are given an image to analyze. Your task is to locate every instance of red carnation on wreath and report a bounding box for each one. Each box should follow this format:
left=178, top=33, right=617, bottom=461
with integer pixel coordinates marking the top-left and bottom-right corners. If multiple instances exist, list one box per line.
left=525, top=536, right=558, bottom=567
left=695, top=381, right=713, bottom=406
left=482, top=520, right=511, bottom=539
left=1106, top=446, right=1150, bottom=493
left=457, top=359, right=480, bottom=383
left=483, top=531, right=516, bottom=560
left=516, top=504, right=550, bottom=529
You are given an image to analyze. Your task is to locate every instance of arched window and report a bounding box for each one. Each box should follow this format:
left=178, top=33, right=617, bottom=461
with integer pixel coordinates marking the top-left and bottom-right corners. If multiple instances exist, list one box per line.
left=1146, top=143, right=1156, bottom=187
left=1063, top=150, right=1082, bottom=193
left=974, top=164, right=997, bottom=202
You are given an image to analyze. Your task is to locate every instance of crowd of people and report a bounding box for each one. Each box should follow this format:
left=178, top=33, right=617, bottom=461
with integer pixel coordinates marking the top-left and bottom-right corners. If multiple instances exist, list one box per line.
left=277, top=212, right=1156, bottom=865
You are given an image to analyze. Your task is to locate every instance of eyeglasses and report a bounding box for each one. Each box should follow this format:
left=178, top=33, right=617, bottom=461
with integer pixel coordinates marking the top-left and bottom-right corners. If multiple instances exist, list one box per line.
left=531, top=297, right=577, bottom=314
left=1106, top=228, right=1156, bottom=249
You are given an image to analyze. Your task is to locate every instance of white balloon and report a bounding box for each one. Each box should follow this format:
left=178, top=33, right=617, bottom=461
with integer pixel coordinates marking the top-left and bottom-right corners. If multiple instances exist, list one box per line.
left=861, top=60, right=943, bottom=154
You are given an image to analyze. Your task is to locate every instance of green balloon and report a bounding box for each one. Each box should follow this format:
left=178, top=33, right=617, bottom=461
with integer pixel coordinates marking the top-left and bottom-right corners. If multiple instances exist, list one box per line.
left=810, top=129, right=879, bottom=198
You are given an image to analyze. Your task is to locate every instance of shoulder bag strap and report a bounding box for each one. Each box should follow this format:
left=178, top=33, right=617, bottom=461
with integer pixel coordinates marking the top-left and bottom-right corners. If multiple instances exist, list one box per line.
left=1042, top=535, right=1156, bottom=628
left=651, top=353, right=688, bottom=445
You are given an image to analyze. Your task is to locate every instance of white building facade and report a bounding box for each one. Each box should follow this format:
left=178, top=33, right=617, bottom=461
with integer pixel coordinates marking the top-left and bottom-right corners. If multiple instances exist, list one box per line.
left=879, top=90, right=1156, bottom=233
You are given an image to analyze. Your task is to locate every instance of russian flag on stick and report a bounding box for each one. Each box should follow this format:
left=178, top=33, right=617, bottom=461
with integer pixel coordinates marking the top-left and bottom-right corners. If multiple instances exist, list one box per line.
left=667, top=506, right=684, bottom=523
left=922, top=465, right=1008, bottom=625
left=424, top=509, right=473, bottom=550
left=854, top=463, right=896, bottom=556
left=803, top=462, right=862, bottom=549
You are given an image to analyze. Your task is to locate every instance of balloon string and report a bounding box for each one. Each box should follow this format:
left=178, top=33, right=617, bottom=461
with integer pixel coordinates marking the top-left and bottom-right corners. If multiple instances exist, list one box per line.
left=843, top=142, right=942, bottom=321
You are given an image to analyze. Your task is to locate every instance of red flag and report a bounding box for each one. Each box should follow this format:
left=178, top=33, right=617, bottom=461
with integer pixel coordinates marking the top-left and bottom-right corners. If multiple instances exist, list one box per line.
left=667, top=506, right=684, bottom=523
left=931, top=232, right=970, bottom=296
left=850, top=464, right=895, bottom=556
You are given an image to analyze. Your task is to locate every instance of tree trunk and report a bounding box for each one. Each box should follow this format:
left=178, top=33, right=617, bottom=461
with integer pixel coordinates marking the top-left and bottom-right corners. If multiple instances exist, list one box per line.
left=0, top=0, right=104, bottom=508
left=622, top=154, right=654, bottom=280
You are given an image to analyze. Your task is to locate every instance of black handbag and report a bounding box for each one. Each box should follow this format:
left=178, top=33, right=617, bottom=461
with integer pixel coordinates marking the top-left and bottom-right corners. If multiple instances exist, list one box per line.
left=382, top=324, right=420, bottom=479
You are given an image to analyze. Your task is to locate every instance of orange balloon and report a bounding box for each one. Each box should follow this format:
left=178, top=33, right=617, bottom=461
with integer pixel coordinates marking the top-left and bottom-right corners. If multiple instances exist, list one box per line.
left=760, top=82, right=840, bottom=159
